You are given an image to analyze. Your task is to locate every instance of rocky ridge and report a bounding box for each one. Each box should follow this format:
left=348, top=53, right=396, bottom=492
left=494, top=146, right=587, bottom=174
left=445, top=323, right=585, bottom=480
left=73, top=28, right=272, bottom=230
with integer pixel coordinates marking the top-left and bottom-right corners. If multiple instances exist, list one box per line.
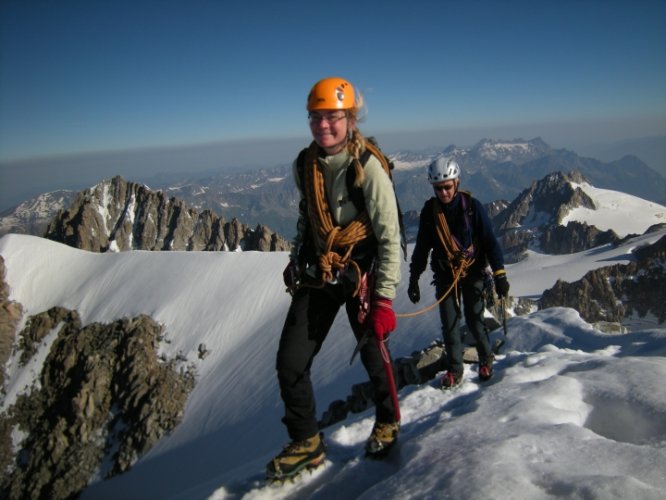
left=493, top=171, right=622, bottom=262
left=539, top=234, right=666, bottom=325
left=44, top=176, right=290, bottom=253
left=0, top=258, right=21, bottom=392
left=0, top=303, right=196, bottom=500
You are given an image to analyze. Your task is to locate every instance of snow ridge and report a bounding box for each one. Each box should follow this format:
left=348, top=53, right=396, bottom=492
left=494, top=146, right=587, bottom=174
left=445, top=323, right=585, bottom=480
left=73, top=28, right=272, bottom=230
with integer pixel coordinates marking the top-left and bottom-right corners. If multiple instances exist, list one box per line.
left=0, top=233, right=665, bottom=499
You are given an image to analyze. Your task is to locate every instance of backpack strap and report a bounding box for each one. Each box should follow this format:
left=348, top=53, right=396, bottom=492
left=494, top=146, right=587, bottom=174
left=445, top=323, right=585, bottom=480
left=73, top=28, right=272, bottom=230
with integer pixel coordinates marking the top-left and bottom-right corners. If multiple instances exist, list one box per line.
left=345, top=156, right=367, bottom=213
left=347, top=139, right=407, bottom=260
left=296, top=147, right=308, bottom=194
left=453, top=191, right=476, bottom=259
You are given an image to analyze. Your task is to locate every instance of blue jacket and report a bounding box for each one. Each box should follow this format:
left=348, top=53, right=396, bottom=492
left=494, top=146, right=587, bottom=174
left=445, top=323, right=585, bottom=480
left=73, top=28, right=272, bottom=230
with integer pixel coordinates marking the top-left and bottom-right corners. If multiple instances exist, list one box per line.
left=409, top=192, right=504, bottom=283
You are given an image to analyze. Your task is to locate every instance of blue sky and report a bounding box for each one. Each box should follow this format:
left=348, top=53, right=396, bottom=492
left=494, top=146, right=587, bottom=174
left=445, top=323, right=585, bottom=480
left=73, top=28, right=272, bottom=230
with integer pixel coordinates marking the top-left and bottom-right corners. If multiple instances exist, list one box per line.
left=1, top=0, right=665, bottom=164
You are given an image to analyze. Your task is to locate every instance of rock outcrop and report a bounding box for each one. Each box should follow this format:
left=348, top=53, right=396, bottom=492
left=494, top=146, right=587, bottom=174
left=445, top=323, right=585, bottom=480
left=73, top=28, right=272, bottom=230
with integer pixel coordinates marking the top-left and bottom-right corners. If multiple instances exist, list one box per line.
left=493, top=171, right=622, bottom=262
left=0, top=308, right=196, bottom=500
left=44, top=176, right=291, bottom=253
left=538, top=220, right=619, bottom=255
left=539, top=235, right=666, bottom=325
left=0, top=257, right=22, bottom=391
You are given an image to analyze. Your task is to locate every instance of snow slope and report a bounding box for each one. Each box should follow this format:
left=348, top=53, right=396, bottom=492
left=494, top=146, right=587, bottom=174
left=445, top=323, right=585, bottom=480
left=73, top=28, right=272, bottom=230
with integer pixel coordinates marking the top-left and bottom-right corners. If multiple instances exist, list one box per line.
left=562, top=181, right=666, bottom=237
left=1, top=230, right=665, bottom=499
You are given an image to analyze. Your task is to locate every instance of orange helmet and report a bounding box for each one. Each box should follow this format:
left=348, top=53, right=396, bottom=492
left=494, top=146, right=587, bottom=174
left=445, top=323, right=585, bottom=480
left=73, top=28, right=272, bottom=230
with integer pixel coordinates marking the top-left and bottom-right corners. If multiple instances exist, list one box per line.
left=307, top=77, right=355, bottom=111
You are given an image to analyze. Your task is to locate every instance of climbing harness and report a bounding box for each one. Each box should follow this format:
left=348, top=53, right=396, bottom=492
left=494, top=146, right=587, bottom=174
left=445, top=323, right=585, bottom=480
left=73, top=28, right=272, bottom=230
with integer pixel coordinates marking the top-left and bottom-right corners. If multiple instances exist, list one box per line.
left=395, top=195, right=475, bottom=319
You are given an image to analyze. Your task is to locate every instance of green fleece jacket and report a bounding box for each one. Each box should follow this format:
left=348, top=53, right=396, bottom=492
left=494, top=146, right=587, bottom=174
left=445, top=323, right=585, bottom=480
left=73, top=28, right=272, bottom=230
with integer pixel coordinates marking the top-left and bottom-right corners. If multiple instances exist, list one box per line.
left=290, top=147, right=401, bottom=299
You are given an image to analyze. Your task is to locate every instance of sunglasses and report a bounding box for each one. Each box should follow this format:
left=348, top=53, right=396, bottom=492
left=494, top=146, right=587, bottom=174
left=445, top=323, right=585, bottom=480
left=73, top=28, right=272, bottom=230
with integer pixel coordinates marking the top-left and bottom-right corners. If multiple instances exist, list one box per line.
left=434, top=183, right=456, bottom=192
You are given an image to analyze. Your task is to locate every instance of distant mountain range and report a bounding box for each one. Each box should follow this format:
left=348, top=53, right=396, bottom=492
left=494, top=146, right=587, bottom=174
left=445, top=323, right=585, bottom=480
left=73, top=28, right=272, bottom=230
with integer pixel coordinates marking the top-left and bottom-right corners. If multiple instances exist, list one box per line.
left=2, top=138, right=665, bottom=242
left=391, top=137, right=666, bottom=216
left=30, top=166, right=666, bottom=284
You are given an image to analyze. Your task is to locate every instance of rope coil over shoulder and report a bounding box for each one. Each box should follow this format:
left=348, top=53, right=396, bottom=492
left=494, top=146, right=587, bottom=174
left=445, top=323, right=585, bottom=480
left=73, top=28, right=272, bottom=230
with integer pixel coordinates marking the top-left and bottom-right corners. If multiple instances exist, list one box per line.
left=291, top=143, right=476, bottom=320
left=395, top=198, right=475, bottom=318
left=432, top=197, right=476, bottom=304
left=432, top=197, right=476, bottom=279
left=301, top=141, right=375, bottom=296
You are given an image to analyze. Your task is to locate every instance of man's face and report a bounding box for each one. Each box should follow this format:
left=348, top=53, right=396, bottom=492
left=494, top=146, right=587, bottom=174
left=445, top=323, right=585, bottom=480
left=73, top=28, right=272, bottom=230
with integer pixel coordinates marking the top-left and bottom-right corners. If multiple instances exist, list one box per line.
left=433, top=180, right=457, bottom=204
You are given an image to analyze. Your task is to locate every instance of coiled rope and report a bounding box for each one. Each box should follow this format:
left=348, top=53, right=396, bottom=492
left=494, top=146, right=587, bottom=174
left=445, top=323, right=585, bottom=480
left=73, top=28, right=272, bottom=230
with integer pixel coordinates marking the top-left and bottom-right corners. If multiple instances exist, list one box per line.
left=395, top=199, right=475, bottom=318
left=296, top=142, right=474, bottom=317
left=302, top=142, right=371, bottom=296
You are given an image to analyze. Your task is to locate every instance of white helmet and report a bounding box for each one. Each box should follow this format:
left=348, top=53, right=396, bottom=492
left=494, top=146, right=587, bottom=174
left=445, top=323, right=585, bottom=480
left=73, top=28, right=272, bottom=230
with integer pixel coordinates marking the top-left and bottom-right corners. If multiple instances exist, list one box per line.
left=428, top=157, right=460, bottom=184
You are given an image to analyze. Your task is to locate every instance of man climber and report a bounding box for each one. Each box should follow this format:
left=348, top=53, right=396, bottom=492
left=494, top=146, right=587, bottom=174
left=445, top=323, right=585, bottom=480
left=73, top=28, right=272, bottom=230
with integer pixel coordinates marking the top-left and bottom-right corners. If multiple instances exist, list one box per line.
left=407, top=157, right=510, bottom=389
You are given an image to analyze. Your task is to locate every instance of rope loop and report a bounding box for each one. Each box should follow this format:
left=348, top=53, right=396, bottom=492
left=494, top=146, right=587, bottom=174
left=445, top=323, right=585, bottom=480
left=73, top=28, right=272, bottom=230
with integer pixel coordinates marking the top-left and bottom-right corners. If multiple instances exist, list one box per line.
left=395, top=198, right=476, bottom=318
left=297, top=142, right=373, bottom=296
left=293, top=143, right=476, bottom=316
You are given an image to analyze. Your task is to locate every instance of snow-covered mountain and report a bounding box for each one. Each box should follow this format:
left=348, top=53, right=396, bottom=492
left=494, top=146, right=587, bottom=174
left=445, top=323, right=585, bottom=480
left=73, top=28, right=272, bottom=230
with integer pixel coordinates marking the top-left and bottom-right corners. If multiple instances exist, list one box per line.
left=1, top=224, right=665, bottom=498
left=0, top=190, right=75, bottom=238
left=3, top=138, right=665, bottom=242
left=1, top=139, right=666, bottom=499
left=561, top=179, right=666, bottom=235
left=494, top=171, right=666, bottom=261
left=43, top=176, right=290, bottom=253
left=448, top=137, right=553, bottom=167
left=390, top=138, right=666, bottom=213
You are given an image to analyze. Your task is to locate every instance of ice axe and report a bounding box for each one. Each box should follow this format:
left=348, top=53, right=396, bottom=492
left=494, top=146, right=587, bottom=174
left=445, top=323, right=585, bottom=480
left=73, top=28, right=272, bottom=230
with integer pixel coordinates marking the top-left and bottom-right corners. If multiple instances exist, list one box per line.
left=350, top=267, right=373, bottom=366
left=492, top=295, right=509, bottom=354
left=349, top=329, right=401, bottom=421
left=349, top=332, right=368, bottom=365
left=500, top=295, right=508, bottom=337
left=349, top=268, right=401, bottom=422
left=376, top=332, right=401, bottom=422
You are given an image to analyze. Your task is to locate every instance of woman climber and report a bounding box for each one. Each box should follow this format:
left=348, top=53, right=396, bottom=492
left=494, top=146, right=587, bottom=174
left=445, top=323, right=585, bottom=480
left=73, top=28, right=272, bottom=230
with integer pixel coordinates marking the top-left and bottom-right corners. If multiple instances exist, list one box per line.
left=408, top=157, right=509, bottom=389
left=267, top=77, right=403, bottom=481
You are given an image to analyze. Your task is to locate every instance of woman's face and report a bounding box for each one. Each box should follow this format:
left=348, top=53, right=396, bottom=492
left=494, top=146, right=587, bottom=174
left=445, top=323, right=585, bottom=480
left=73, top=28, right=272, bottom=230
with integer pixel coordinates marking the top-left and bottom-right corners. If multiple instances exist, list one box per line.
left=308, top=110, right=352, bottom=154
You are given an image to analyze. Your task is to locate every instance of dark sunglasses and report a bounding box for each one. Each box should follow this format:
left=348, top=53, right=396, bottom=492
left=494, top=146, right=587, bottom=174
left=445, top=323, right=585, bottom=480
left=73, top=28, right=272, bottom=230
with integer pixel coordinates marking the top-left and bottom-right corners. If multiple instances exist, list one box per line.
left=434, top=183, right=456, bottom=192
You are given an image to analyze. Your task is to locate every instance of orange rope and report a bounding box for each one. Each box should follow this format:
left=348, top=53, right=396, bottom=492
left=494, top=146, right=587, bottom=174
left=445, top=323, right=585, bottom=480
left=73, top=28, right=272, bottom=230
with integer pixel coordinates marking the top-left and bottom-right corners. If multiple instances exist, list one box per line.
left=395, top=199, right=474, bottom=318
left=395, top=265, right=465, bottom=318
left=301, top=142, right=372, bottom=296
left=294, top=144, right=473, bottom=319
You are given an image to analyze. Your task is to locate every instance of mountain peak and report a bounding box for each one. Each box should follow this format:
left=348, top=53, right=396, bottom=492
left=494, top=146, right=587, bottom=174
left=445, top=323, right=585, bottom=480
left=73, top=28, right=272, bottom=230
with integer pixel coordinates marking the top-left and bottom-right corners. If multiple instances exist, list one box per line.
left=44, top=176, right=290, bottom=253
left=0, top=190, right=76, bottom=238
left=469, top=137, right=552, bottom=164
left=492, top=170, right=666, bottom=261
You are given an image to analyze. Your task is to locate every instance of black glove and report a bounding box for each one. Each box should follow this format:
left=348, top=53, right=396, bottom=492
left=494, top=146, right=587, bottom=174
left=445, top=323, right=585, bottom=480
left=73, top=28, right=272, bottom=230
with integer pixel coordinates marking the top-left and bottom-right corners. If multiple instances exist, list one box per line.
left=408, top=278, right=420, bottom=304
left=494, top=271, right=510, bottom=298
left=283, top=260, right=299, bottom=288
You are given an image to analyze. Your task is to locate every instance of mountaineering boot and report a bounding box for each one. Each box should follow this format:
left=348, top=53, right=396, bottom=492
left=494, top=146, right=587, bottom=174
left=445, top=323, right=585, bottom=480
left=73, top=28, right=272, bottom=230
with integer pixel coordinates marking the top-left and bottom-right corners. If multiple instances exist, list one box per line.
left=441, top=370, right=463, bottom=390
left=479, top=354, right=495, bottom=381
left=365, top=421, right=400, bottom=457
left=266, top=433, right=325, bottom=481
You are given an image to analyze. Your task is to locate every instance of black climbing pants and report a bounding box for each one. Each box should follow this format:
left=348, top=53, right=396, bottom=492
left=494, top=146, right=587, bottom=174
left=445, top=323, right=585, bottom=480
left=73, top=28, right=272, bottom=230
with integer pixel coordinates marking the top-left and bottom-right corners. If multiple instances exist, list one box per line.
left=276, top=283, right=397, bottom=441
left=436, top=274, right=492, bottom=374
